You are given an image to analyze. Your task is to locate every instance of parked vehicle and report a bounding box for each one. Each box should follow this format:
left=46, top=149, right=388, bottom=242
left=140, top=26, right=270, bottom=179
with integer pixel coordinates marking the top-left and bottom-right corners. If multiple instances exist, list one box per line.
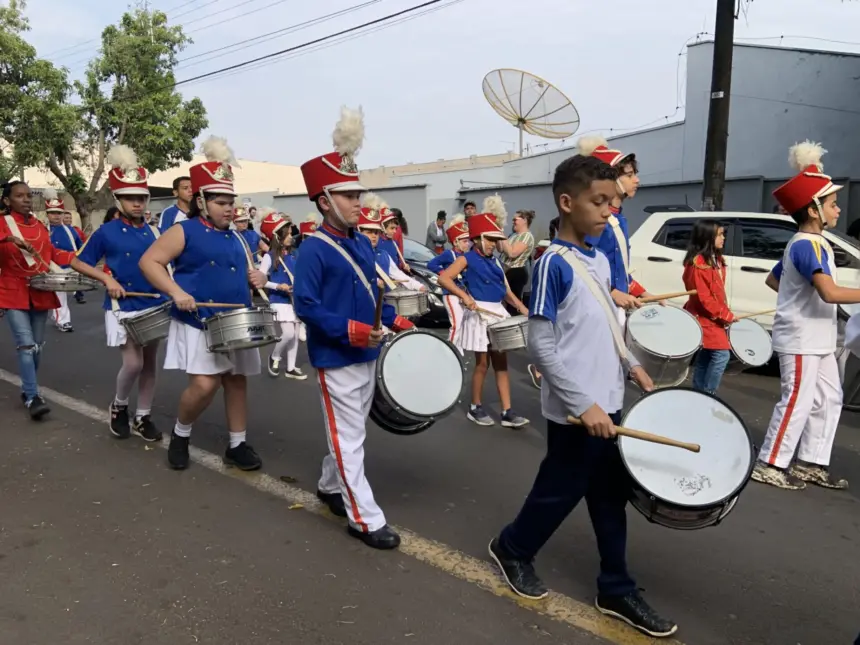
left=401, top=238, right=451, bottom=327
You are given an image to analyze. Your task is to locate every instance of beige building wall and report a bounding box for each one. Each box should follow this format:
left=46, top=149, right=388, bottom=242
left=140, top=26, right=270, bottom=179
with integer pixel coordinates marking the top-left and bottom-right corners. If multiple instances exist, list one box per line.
left=360, top=152, right=518, bottom=188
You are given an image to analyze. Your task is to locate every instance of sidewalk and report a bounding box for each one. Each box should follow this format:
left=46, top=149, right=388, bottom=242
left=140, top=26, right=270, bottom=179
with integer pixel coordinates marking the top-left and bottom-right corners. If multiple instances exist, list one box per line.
left=0, top=386, right=597, bottom=645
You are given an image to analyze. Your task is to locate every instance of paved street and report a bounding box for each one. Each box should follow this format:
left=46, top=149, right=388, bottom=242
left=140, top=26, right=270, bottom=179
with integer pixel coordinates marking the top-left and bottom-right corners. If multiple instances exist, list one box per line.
left=2, top=300, right=859, bottom=645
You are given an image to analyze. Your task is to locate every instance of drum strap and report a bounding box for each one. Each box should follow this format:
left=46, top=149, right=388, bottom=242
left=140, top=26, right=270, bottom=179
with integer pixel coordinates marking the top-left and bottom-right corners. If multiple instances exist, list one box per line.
left=278, top=257, right=294, bottom=284
left=4, top=215, right=63, bottom=272
left=375, top=263, right=398, bottom=291
left=233, top=231, right=269, bottom=303
left=312, top=231, right=376, bottom=306
left=607, top=215, right=631, bottom=283
left=550, top=244, right=631, bottom=362
left=61, top=224, right=78, bottom=252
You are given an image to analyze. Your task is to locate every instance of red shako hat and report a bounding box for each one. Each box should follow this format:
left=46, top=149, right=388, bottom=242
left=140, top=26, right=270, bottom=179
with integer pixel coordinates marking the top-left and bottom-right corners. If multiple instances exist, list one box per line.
left=446, top=214, right=469, bottom=244
left=773, top=141, right=843, bottom=214
left=43, top=187, right=64, bottom=213
left=260, top=211, right=288, bottom=241
left=190, top=136, right=238, bottom=196
left=359, top=193, right=387, bottom=231
left=469, top=194, right=507, bottom=241
left=300, top=106, right=367, bottom=200
left=299, top=213, right=320, bottom=236
left=106, top=145, right=150, bottom=196
left=576, top=135, right=633, bottom=168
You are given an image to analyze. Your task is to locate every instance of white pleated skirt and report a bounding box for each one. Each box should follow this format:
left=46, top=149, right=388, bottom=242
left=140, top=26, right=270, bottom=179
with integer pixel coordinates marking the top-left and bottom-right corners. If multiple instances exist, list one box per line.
left=271, top=302, right=297, bottom=323
left=457, top=300, right=510, bottom=353
left=164, top=319, right=261, bottom=376
left=104, top=309, right=144, bottom=348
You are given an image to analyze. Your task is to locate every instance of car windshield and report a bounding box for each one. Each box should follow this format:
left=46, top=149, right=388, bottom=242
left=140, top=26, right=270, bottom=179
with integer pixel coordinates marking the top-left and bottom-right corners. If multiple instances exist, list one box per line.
left=403, top=237, right=436, bottom=263
left=826, top=228, right=860, bottom=252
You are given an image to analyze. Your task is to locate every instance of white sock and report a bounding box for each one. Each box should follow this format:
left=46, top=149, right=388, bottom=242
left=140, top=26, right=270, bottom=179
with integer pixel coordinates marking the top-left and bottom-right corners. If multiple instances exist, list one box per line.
left=114, top=397, right=129, bottom=408
left=229, top=431, right=246, bottom=448
left=135, top=409, right=151, bottom=420
left=174, top=421, right=192, bottom=438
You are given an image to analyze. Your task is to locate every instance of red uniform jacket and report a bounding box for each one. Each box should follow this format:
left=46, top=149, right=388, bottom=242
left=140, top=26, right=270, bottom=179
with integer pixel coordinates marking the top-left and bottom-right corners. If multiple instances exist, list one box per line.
left=0, top=212, right=77, bottom=311
left=72, top=225, right=87, bottom=243
left=682, top=254, right=734, bottom=350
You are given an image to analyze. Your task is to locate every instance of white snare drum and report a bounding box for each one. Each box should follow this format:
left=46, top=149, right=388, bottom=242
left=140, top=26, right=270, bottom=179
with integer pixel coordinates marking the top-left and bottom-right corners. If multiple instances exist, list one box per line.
left=626, top=306, right=702, bottom=388
left=30, top=272, right=100, bottom=293
left=121, top=303, right=172, bottom=347
left=383, top=288, right=430, bottom=317
left=203, top=306, right=280, bottom=353
left=619, top=387, right=755, bottom=530
left=488, top=315, right=528, bottom=352
left=370, top=330, right=465, bottom=436
left=726, top=318, right=773, bottom=375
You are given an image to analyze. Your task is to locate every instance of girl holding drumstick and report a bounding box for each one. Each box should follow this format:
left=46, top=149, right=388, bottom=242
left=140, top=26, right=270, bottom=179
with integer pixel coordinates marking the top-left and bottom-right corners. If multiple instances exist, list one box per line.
left=437, top=201, right=529, bottom=429
left=682, top=220, right=736, bottom=395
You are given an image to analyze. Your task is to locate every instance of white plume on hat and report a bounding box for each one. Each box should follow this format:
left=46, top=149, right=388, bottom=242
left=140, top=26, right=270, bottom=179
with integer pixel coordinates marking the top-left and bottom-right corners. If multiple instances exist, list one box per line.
left=332, top=106, right=365, bottom=158
left=42, top=187, right=58, bottom=200
left=362, top=192, right=388, bottom=213
left=305, top=212, right=320, bottom=224
left=482, top=194, right=507, bottom=228
left=253, top=206, right=276, bottom=230
left=201, top=136, right=239, bottom=166
left=576, top=135, right=608, bottom=157
left=789, top=141, right=827, bottom=172
left=106, top=144, right=139, bottom=171
left=450, top=213, right=466, bottom=226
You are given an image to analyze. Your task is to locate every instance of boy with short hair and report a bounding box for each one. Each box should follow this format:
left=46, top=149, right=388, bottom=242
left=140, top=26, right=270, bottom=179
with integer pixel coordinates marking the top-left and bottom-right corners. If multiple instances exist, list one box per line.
left=753, top=141, right=858, bottom=491
left=488, top=154, right=677, bottom=639
left=158, top=176, right=192, bottom=232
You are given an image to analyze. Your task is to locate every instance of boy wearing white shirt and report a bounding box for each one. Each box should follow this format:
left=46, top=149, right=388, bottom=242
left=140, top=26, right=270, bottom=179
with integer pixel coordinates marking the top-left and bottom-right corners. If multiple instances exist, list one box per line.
left=753, top=142, right=859, bottom=491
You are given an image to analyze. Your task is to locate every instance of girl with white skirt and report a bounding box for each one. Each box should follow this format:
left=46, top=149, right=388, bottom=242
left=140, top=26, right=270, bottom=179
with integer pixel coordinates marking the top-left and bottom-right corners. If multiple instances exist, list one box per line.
left=73, top=145, right=165, bottom=442
left=258, top=211, right=306, bottom=380
left=427, top=214, right=471, bottom=351
left=437, top=210, right=529, bottom=429
left=139, top=136, right=269, bottom=473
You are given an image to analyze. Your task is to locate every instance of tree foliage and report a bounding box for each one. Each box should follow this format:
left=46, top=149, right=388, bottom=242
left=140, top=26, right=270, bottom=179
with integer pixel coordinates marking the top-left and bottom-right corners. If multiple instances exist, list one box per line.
left=0, top=1, right=208, bottom=229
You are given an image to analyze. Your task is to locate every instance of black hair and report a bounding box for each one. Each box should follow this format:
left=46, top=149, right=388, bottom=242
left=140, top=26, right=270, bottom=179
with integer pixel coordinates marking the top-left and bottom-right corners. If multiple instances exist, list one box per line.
left=617, top=154, right=639, bottom=175
left=464, top=200, right=476, bottom=210
left=389, top=207, right=407, bottom=234
left=552, top=155, right=618, bottom=205
left=2, top=180, right=27, bottom=213
left=683, top=219, right=725, bottom=266
left=267, top=222, right=292, bottom=264
left=188, top=191, right=233, bottom=218
left=103, top=206, right=120, bottom=225
left=172, top=176, right=191, bottom=192
left=436, top=210, right=446, bottom=221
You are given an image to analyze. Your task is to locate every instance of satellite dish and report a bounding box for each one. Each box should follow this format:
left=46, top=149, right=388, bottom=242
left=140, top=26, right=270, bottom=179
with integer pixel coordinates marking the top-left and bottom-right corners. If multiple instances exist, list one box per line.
left=482, top=68, right=580, bottom=156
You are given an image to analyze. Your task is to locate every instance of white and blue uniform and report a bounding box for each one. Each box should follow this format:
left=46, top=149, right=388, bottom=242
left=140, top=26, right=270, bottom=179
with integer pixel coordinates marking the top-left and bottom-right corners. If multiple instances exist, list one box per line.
left=293, top=225, right=406, bottom=534
left=373, top=244, right=423, bottom=292
left=163, top=217, right=261, bottom=376
left=77, top=218, right=166, bottom=347
left=458, top=249, right=510, bottom=353
left=158, top=203, right=187, bottom=233
left=428, top=249, right=466, bottom=347
left=759, top=233, right=842, bottom=469
left=49, top=223, right=83, bottom=328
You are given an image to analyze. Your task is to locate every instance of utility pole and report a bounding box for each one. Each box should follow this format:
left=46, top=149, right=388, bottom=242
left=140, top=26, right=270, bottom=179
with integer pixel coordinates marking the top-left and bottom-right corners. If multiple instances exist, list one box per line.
left=701, top=0, right=736, bottom=211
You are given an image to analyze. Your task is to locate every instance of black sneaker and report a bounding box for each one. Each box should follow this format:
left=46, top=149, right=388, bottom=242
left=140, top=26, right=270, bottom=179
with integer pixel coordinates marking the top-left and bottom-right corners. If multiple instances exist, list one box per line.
left=26, top=395, right=50, bottom=421
left=109, top=402, right=131, bottom=439
left=224, top=442, right=262, bottom=471
left=595, top=592, right=678, bottom=638
left=316, top=490, right=347, bottom=517
left=487, top=537, right=548, bottom=600
left=132, top=415, right=163, bottom=442
left=268, top=355, right=281, bottom=377
left=167, top=432, right=190, bottom=470
left=59, top=323, right=73, bottom=333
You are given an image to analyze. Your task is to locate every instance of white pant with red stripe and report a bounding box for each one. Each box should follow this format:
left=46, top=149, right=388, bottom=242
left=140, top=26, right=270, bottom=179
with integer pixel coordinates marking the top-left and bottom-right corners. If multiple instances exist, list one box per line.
left=758, top=353, right=842, bottom=469
left=443, top=295, right=464, bottom=352
left=53, top=292, right=71, bottom=328
left=316, top=362, right=386, bottom=533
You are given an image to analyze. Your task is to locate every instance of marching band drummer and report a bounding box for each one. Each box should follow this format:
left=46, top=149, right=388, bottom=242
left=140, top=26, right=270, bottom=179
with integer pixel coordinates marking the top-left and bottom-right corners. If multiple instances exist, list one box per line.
left=62, top=208, right=87, bottom=304
left=45, top=188, right=82, bottom=332
left=426, top=214, right=470, bottom=349
left=682, top=220, right=735, bottom=395
left=436, top=200, right=530, bottom=429
left=752, top=142, right=856, bottom=491
left=0, top=181, right=118, bottom=420
left=379, top=206, right=411, bottom=274
left=358, top=195, right=424, bottom=293
left=293, top=106, right=415, bottom=551
left=294, top=213, right=319, bottom=256
left=139, top=136, right=268, bottom=472
left=487, top=154, right=675, bottom=639
left=577, top=136, right=662, bottom=315
left=233, top=208, right=265, bottom=263
left=73, top=145, right=165, bottom=442
left=258, top=211, right=307, bottom=381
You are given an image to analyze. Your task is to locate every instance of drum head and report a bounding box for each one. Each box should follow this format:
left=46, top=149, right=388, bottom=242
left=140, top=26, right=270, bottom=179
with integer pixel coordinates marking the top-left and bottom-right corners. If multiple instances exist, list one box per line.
left=626, top=306, right=702, bottom=358
left=490, top=315, right=526, bottom=329
left=729, top=319, right=773, bottom=367
left=380, top=331, right=463, bottom=417
left=619, top=388, right=754, bottom=508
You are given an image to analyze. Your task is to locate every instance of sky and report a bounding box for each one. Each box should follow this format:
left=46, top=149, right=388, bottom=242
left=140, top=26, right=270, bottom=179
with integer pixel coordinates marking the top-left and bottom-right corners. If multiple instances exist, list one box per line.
left=20, top=0, right=860, bottom=169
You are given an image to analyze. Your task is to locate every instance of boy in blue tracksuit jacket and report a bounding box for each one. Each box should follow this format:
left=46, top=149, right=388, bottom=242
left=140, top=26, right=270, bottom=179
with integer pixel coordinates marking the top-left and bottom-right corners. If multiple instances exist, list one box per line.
left=293, top=107, right=413, bottom=552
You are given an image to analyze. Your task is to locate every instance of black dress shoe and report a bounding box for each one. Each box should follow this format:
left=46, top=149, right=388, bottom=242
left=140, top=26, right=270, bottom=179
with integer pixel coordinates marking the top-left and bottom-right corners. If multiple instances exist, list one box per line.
left=316, top=490, right=347, bottom=517
left=347, top=524, right=401, bottom=550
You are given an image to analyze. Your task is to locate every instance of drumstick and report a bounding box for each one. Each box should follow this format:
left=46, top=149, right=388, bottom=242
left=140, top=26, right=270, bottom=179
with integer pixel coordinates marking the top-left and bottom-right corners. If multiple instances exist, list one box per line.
left=373, top=283, right=385, bottom=331
left=121, top=292, right=162, bottom=299
left=734, top=308, right=776, bottom=321
left=639, top=289, right=696, bottom=303
left=198, top=302, right=246, bottom=309
left=476, top=306, right=505, bottom=318
left=566, top=416, right=701, bottom=453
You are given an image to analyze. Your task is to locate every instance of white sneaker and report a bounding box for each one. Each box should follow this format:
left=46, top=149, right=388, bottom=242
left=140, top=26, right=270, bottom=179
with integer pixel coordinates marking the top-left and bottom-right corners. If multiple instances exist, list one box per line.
left=284, top=368, right=308, bottom=381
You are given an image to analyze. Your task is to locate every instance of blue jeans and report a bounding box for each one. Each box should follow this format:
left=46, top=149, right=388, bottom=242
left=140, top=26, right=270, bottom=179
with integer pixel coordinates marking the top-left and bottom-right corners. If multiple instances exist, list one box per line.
left=498, top=413, right=636, bottom=596
left=4, top=309, right=49, bottom=401
left=692, top=349, right=731, bottom=395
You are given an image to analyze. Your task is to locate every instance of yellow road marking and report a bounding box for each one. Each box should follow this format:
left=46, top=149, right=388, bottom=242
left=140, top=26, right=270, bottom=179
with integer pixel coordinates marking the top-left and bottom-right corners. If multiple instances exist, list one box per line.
left=0, top=369, right=684, bottom=645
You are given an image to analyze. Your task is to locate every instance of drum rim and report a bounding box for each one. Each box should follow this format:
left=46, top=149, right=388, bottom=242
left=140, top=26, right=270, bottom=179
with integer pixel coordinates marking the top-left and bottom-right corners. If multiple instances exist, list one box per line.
left=626, top=305, right=703, bottom=358
left=618, top=386, right=756, bottom=511
left=375, top=329, right=465, bottom=420
left=728, top=319, right=774, bottom=367
left=205, top=306, right=274, bottom=321
left=489, top=315, right=528, bottom=329
left=124, top=301, right=173, bottom=319
left=369, top=406, right=434, bottom=436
